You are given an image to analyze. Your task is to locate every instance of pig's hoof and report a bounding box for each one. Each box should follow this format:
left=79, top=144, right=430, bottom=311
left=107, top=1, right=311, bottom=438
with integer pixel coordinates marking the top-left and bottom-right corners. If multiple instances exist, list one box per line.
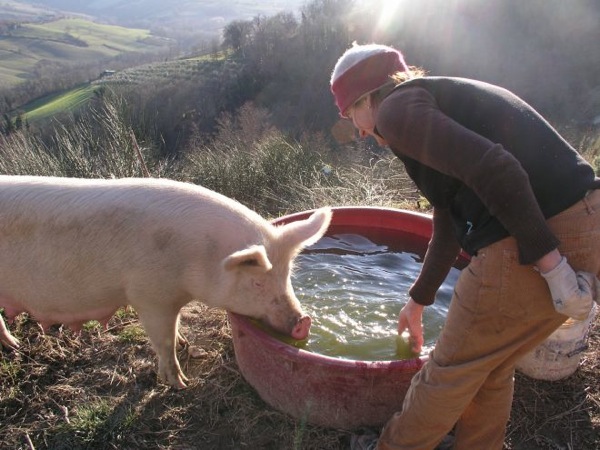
left=1, top=334, right=20, bottom=349
left=176, top=331, right=189, bottom=348
left=170, top=375, right=188, bottom=390
left=160, top=368, right=189, bottom=389
left=161, top=375, right=187, bottom=390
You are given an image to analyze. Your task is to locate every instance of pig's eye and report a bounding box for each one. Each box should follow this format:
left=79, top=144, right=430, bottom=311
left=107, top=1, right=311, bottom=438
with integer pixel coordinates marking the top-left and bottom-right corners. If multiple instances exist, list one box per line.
left=241, top=258, right=260, bottom=266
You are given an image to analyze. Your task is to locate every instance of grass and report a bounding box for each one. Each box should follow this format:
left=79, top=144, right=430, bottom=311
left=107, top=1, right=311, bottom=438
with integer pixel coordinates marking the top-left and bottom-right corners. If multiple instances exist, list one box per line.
left=0, top=103, right=598, bottom=449
left=22, top=84, right=99, bottom=121
left=0, top=304, right=353, bottom=449
left=0, top=303, right=598, bottom=449
left=0, top=96, right=169, bottom=179
left=183, top=133, right=330, bottom=215
left=60, top=399, right=115, bottom=443
left=117, top=324, right=148, bottom=344
left=10, top=54, right=228, bottom=124
left=0, top=359, right=19, bottom=380
left=31, top=19, right=153, bottom=51
left=0, top=18, right=170, bottom=87
left=94, top=56, right=233, bottom=87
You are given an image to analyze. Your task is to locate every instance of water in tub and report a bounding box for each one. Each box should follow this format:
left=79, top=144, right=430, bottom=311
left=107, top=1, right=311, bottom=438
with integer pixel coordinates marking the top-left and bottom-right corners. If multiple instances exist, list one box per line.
left=259, top=232, right=461, bottom=361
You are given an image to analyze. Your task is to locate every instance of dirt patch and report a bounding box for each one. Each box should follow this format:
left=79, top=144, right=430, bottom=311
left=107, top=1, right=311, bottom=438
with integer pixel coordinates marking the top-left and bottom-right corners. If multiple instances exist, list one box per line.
left=1, top=302, right=598, bottom=449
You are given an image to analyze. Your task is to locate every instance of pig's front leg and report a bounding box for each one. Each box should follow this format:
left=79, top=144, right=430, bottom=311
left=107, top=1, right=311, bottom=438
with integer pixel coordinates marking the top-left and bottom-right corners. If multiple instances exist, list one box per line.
left=0, top=313, right=20, bottom=349
left=137, top=308, right=189, bottom=389
left=176, top=317, right=189, bottom=348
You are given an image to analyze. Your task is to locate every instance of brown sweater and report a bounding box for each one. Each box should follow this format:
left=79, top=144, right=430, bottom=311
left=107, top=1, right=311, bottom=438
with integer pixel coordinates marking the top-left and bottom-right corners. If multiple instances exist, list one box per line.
left=375, top=77, right=599, bottom=305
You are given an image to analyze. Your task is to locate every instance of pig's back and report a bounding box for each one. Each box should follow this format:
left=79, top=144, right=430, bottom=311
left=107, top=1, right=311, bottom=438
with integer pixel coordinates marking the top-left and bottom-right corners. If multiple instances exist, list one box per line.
left=0, top=175, right=271, bottom=255
left=0, top=176, right=261, bottom=223
left=0, top=176, right=269, bottom=314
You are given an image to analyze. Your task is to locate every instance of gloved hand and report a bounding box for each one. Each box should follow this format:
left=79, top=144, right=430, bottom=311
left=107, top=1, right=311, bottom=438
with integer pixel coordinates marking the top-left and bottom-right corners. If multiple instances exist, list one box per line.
left=540, top=256, right=598, bottom=320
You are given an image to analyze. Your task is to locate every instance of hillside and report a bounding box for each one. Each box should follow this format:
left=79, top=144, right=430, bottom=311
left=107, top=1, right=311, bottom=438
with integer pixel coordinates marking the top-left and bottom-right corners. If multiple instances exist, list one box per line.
left=0, top=17, right=171, bottom=86
left=17, top=55, right=228, bottom=121
left=4, top=0, right=599, bottom=145
left=19, top=83, right=97, bottom=121
left=92, top=53, right=227, bottom=85
left=0, top=0, right=67, bottom=22
left=10, top=0, right=307, bottom=31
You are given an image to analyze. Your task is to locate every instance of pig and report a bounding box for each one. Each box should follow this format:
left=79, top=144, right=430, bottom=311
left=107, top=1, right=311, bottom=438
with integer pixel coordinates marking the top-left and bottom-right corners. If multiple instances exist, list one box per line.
left=0, top=175, right=331, bottom=388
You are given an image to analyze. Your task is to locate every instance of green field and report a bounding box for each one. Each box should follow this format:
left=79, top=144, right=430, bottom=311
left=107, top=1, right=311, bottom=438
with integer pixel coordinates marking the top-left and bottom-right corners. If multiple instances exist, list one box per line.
left=21, top=84, right=98, bottom=121
left=0, top=18, right=171, bottom=86
left=12, top=51, right=227, bottom=123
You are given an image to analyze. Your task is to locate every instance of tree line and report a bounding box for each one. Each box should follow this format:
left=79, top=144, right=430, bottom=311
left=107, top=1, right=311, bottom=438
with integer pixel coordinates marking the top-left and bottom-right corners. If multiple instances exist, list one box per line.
left=125, top=0, right=600, bottom=155
left=3, top=0, right=599, bottom=156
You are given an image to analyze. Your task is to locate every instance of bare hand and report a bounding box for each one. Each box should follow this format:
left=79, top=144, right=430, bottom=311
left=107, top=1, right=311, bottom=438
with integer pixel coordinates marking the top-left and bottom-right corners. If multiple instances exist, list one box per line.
left=398, top=298, right=425, bottom=354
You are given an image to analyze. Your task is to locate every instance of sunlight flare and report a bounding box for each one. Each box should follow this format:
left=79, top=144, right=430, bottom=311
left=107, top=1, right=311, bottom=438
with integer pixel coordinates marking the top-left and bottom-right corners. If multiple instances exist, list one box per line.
left=375, top=0, right=404, bottom=32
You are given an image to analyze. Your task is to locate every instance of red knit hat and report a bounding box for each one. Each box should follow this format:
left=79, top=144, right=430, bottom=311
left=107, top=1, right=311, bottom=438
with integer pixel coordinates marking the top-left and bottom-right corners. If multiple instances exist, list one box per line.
left=330, top=43, right=408, bottom=117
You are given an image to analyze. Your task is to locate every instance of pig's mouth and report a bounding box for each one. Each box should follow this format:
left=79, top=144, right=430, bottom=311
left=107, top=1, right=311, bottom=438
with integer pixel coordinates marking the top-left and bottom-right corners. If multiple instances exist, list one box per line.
left=259, top=314, right=311, bottom=341
left=290, top=315, right=311, bottom=340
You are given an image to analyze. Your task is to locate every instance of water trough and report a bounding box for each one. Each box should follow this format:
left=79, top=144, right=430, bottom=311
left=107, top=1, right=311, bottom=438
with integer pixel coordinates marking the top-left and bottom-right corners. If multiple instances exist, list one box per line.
left=229, top=206, right=468, bottom=430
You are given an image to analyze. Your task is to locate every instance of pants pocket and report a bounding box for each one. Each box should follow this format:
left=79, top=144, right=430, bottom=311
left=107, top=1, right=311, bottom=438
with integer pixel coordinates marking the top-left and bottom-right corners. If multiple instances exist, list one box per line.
left=498, top=249, right=529, bottom=320
left=498, top=248, right=557, bottom=328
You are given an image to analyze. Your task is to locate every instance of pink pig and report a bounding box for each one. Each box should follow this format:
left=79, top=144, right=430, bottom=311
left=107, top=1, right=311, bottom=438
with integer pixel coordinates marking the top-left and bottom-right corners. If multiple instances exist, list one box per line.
left=0, top=175, right=331, bottom=388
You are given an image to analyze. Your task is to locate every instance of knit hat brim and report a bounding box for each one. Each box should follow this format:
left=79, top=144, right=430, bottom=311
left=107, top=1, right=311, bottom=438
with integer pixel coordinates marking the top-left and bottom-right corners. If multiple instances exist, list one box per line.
left=330, top=46, right=408, bottom=116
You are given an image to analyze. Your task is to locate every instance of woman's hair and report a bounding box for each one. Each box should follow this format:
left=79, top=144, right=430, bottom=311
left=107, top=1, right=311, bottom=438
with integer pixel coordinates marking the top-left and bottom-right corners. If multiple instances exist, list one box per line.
left=391, top=66, right=427, bottom=84
left=367, top=66, right=427, bottom=106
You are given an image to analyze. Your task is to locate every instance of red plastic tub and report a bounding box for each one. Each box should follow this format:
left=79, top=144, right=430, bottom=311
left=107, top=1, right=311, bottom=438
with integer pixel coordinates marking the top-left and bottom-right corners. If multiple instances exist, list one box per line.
left=229, top=207, right=467, bottom=430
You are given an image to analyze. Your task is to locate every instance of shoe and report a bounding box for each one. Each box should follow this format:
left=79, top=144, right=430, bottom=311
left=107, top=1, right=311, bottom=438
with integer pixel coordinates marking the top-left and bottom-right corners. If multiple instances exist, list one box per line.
left=350, top=431, right=453, bottom=450
left=350, top=430, right=379, bottom=450
left=435, top=434, right=455, bottom=449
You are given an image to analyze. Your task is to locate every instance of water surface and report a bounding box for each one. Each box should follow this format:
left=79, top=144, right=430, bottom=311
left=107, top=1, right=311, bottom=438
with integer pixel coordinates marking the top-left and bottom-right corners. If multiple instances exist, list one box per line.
left=291, top=233, right=460, bottom=361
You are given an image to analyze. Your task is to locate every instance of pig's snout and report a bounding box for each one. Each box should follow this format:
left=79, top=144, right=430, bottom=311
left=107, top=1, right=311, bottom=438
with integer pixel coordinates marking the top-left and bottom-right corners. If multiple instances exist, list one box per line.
left=291, top=315, right=311, bottom=340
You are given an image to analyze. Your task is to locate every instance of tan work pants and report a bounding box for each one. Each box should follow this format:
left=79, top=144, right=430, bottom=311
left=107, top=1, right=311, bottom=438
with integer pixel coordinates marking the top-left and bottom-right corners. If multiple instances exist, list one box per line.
left=378, top=189, right=600, bottom=450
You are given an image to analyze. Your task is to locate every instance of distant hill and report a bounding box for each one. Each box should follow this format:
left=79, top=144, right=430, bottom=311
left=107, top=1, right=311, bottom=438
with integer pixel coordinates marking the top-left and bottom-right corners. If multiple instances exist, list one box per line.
left=9, top=1, right=307, bottom=31
left=0, top=17, right=171, bottom=86
left=0, top=0, right=67, bottom=22
left=18, top=54, right=225, bottom=121
left=0, top=0, right=307, bottom=87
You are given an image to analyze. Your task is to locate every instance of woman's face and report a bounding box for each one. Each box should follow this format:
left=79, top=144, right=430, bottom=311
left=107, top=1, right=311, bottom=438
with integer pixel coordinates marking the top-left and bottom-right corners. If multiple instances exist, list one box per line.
left=346, top=96, right=388, bottom=146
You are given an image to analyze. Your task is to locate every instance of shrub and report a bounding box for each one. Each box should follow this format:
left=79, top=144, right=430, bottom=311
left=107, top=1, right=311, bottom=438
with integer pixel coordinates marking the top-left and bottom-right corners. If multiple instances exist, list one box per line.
left=183, top=132, right=327, bottom=216
left=0, top=96, right=173, bottom=179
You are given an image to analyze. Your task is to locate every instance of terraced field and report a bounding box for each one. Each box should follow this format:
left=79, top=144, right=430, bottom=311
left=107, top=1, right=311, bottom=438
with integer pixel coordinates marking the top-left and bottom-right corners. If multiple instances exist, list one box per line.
left=18, top=53, right=231, bottom=121
left=22, top=84, right=98, bottom=121
left=94, top=54, right=231, bottom=86
left=0, top=17, right=171, bottom=86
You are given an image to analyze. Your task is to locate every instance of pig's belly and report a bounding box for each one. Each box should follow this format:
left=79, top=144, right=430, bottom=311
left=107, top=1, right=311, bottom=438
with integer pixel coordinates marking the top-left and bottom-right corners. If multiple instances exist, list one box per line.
left=0, top=291, right=123, bottom=330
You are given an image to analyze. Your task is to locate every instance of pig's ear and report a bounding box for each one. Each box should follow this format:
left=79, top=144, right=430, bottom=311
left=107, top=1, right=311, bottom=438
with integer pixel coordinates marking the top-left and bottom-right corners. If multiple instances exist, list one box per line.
left=223, top=245, right=273, bottom=272
left=278, top=207, right=332, bottom=251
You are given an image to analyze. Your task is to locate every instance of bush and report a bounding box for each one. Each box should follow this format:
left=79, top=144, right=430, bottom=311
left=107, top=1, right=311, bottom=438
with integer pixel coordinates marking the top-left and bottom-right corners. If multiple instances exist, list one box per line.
left=0, top=97, right=422, bottom=219
left=183, top=132, right=327, bottom=216
left=0, top=97, right=173, bottom=179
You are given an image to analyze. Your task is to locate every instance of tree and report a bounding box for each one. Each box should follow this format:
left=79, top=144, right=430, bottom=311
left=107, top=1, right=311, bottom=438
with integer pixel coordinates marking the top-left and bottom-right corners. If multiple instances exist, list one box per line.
left=14, top=112, right=23, bottom=131
left=3, top=113, right=14, bottom=135
left=222, top=20, right=254, bottom=55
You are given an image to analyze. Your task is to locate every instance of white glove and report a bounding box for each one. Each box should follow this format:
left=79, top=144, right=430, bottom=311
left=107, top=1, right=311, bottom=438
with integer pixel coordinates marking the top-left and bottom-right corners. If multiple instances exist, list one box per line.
left=540, top=256, right=597, bottom=320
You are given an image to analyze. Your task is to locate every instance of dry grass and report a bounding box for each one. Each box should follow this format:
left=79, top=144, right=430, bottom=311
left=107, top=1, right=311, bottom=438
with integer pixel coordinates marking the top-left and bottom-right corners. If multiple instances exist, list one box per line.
left=1, top=301, right=598, bottom=450
left=507, top=315, right=600, bottom=450
left=0, top=304, right=351, bottom=450
left=0, top=120, right=598, bottom=450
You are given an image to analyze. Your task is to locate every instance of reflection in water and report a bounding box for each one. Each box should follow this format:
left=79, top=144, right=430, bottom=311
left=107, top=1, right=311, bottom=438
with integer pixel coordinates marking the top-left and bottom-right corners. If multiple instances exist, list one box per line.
left=292, top=233, right=460, bottom=361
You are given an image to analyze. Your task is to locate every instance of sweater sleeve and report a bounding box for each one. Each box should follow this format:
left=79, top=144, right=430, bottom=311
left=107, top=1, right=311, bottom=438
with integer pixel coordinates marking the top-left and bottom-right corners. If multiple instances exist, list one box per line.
left=409, top=207, right=461, bottom=305
left=376, top=86, right=559, bottom=264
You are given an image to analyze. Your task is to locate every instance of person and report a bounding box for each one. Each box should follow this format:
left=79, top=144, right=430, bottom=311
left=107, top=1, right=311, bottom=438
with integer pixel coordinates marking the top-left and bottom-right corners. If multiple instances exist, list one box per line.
left=329, top=42, right=600, bottom=450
